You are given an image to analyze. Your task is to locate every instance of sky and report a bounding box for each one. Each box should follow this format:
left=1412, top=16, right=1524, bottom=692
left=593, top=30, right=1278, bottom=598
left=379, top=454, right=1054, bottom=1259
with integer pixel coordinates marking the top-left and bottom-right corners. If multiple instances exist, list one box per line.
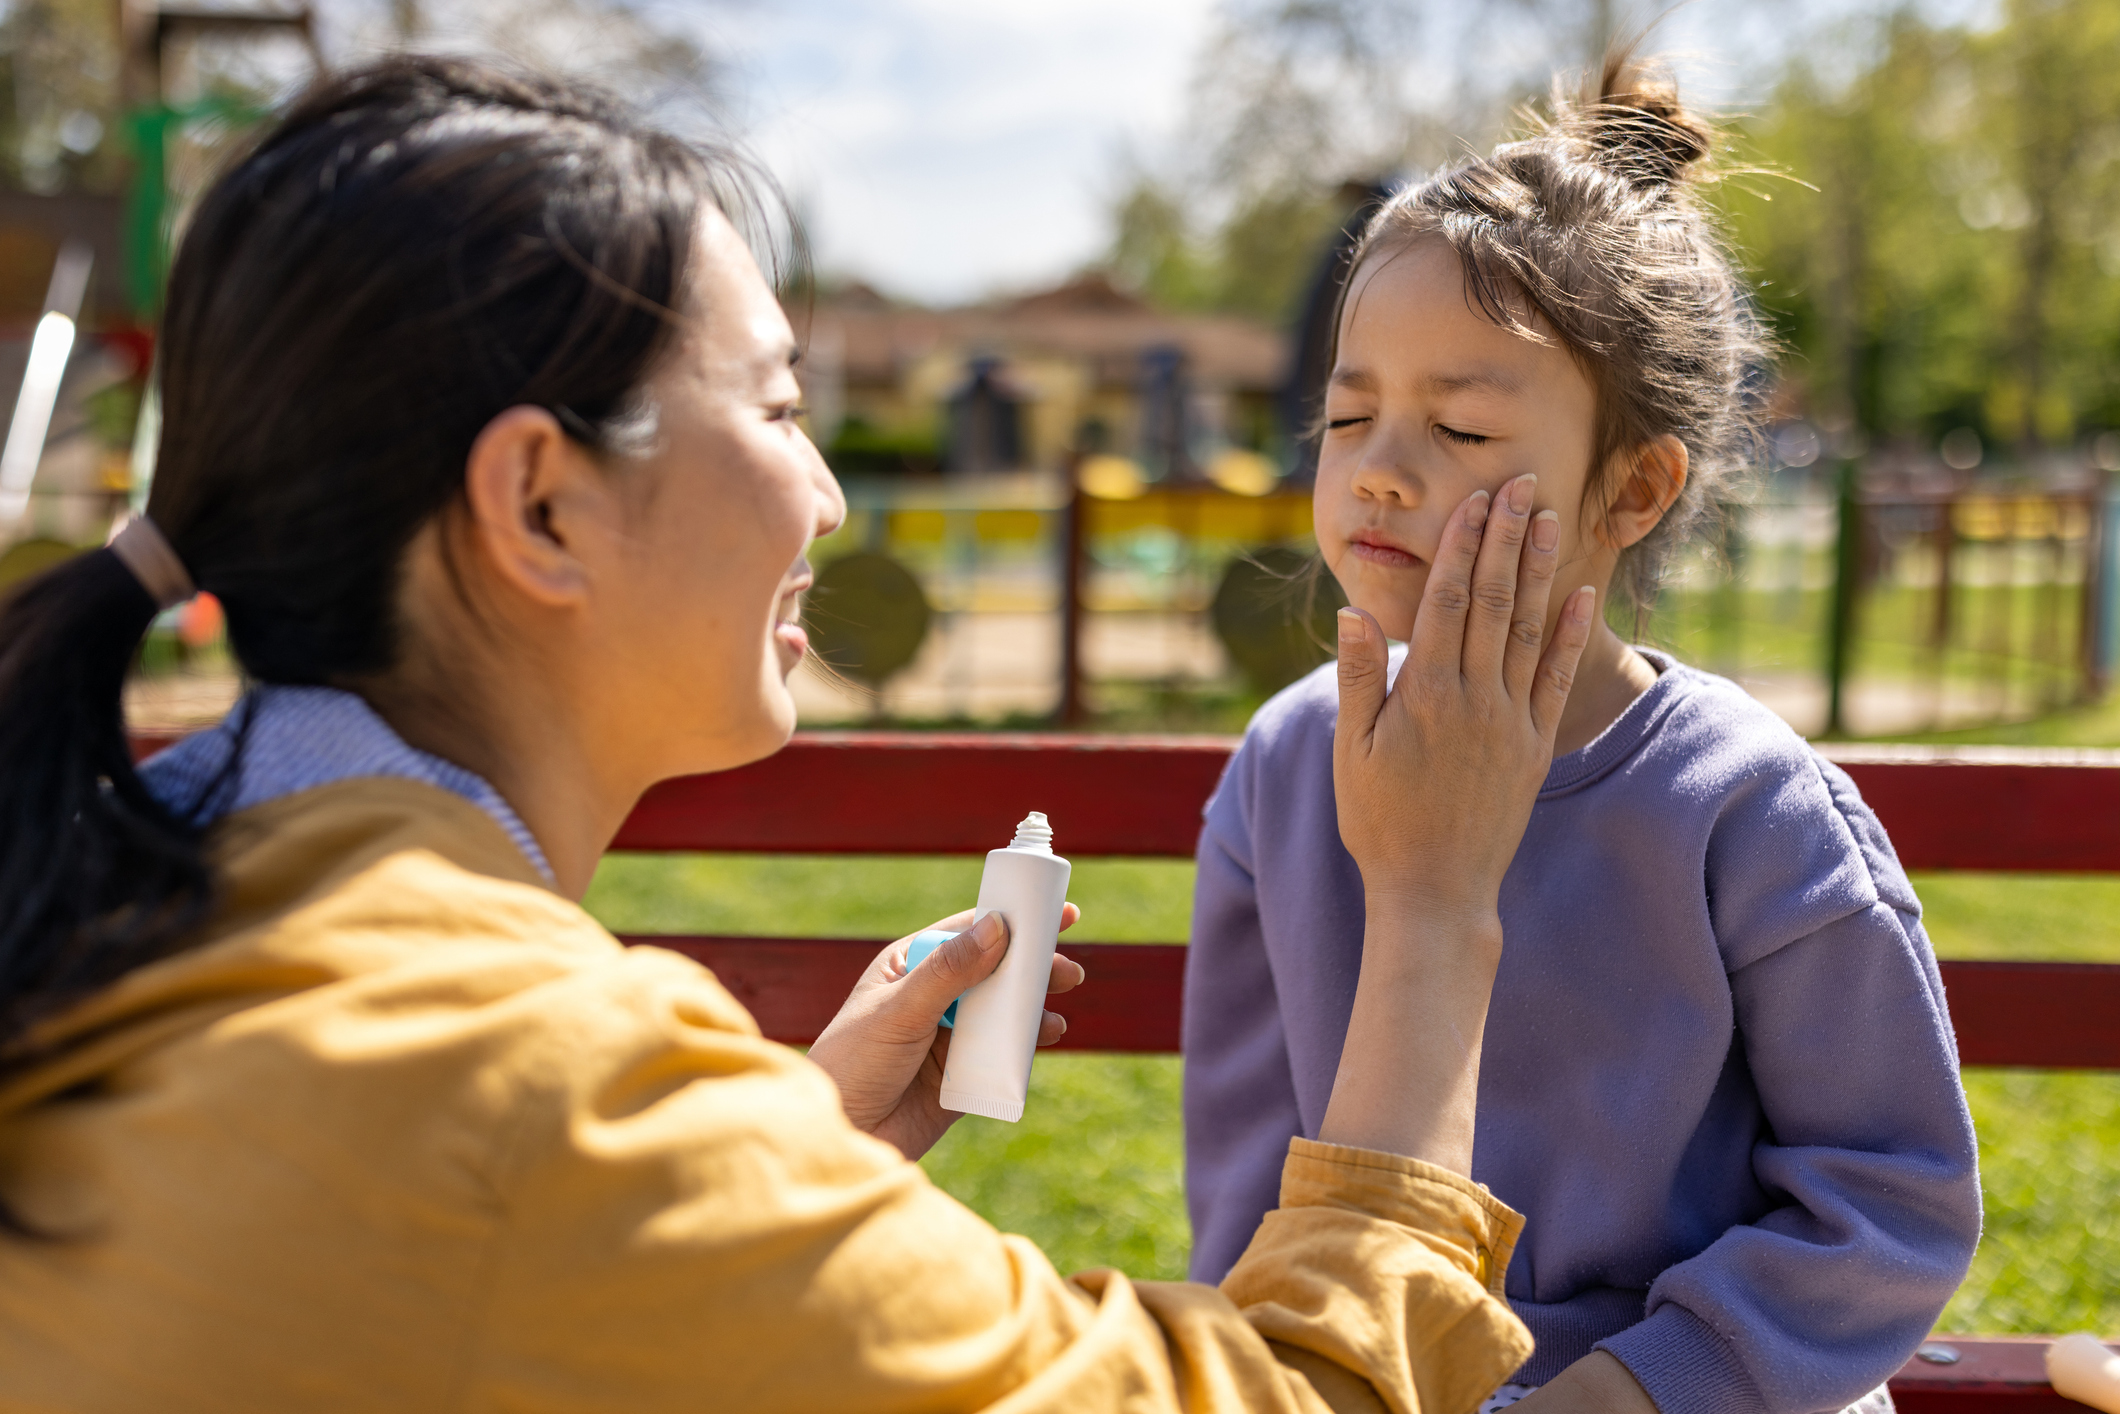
left=667, top=0, right=2001, bottom=309
left=702, top=0, right=1217, bottom=306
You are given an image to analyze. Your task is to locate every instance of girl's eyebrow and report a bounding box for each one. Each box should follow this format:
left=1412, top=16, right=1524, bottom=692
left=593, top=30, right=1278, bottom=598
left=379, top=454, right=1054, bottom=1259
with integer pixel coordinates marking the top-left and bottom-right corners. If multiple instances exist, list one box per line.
left=1328, top=367, right=1377, bottom=392
left=1421, top=366, right=1524, bottom=396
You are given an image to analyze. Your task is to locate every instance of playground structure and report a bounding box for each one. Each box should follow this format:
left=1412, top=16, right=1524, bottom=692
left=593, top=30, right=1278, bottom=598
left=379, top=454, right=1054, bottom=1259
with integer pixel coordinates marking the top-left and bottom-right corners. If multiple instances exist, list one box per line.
left=598, top=729, right=2120, bottom=1411
left=793, top=469, right=2115, bottom=739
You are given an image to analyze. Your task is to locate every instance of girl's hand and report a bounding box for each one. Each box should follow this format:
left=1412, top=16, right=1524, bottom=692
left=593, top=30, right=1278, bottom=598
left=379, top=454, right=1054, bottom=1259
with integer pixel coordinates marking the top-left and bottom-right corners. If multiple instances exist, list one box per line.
left=1318, top=473, right=1592, bottom=1169
left=808, top=906, right=1085, bottom=1160
left=1332, top=474, right=1593, bottom=922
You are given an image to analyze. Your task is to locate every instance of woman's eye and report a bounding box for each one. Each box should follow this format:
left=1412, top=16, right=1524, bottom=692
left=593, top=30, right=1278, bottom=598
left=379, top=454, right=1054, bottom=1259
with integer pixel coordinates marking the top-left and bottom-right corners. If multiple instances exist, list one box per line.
left=1435, top=424, right=1489, bottom=447
left=770, top=403, right=809, bottom=423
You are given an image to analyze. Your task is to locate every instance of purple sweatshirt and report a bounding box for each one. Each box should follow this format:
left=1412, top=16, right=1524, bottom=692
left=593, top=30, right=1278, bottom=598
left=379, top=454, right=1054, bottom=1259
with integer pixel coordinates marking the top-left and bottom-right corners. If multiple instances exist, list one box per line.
left=1183, top=649, right=1980, bottom=1414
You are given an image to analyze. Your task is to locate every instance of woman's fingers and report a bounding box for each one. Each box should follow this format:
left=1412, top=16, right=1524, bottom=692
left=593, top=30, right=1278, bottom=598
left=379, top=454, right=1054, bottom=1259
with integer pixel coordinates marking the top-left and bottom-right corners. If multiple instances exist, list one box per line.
left=1460, top=474, right=1537, bottom=687
left=1529, top=585, right=1597, bottom=742
left=1047, top=952, right=1086, bottom=995
left=1407, top=489, right=1489, bottom=682
left=1333, top=605, right=1390, bottom=756
left=1500, top=507, right=1563, bottom=702
left=1036, top=1009, right=1068, bottom=1047
left=1057, top=902, right=1081, bottom=933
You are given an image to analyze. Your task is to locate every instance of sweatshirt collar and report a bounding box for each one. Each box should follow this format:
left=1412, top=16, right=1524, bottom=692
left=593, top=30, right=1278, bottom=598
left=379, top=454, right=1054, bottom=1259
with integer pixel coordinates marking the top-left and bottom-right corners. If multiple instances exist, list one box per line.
left=1538, top=647, right=1693, bottom=797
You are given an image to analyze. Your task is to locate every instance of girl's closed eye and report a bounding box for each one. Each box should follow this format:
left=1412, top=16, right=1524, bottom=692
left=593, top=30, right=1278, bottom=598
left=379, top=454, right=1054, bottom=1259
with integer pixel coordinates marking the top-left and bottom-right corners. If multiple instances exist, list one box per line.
left=1435, top=424, right=1489, bottom=447
left=1327, top=414, right=1370, bottom=431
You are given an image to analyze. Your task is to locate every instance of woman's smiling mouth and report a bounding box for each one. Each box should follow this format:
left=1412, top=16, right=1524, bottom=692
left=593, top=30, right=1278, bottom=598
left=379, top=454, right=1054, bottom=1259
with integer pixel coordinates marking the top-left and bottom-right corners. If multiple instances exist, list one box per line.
left=773, top=574, right=811, bottom=666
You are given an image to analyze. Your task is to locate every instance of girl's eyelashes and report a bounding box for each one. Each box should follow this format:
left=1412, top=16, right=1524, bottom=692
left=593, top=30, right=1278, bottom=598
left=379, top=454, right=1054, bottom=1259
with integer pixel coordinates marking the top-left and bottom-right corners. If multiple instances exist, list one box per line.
left=1326, top=415, right=1370, bottom=431
left=769, top=402, right=809, bottom=423
left=1435, top=424, right=1489, bottom=447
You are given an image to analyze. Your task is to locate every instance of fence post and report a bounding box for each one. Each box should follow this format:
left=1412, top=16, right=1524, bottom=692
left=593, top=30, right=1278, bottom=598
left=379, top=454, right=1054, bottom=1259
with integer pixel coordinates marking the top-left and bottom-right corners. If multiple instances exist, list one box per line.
left=1057, top=460, right=1088, bottom=727
left=1825, top=460, right=1861, bottom=737
left=2097, top=473, right=2120, bottom=699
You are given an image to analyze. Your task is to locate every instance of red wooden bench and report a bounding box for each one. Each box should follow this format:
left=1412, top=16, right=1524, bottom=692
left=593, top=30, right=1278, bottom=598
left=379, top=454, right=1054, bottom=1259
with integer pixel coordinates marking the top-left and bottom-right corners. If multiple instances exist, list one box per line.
left=611, top=732, right=2120, bottom=1412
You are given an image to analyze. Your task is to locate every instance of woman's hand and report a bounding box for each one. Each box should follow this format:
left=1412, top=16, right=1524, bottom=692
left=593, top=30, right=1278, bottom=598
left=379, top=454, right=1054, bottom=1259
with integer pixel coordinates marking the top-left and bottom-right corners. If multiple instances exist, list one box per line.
left=808, top=907, right=1085, bottom=1160
left=1332, top=474, right=1591, bottom=918
left=1319, top=474, right=1593, bottom=1169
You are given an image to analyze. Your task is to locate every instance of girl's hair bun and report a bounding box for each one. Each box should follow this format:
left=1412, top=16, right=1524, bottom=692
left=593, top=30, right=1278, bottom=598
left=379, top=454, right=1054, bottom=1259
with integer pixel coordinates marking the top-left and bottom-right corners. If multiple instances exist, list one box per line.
left=1568, top=49, right=1713, bottom=191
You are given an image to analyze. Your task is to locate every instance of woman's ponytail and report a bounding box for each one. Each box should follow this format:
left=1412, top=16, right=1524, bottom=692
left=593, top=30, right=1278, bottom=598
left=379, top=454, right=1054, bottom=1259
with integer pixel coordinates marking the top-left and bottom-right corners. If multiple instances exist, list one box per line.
left=0, top=54, right=771, bottom=1050
left=0, top=547, right=211, bottom=1049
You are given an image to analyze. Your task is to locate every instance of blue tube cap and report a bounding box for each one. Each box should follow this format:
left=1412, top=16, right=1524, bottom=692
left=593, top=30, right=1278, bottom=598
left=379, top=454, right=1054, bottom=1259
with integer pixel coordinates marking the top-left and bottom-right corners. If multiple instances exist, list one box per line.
left=905, top=929, right=963, bottom=1027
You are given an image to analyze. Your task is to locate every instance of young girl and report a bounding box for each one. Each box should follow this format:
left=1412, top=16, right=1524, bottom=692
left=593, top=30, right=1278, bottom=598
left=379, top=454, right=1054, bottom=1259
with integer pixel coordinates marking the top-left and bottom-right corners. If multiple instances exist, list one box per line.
left=1183, top=52, right=1982, bottom=1414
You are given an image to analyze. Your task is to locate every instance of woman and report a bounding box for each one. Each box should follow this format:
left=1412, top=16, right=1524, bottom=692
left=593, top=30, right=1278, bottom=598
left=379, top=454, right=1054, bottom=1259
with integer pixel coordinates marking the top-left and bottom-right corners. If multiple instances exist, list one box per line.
left=0, top=58, right=1589, bottom=1412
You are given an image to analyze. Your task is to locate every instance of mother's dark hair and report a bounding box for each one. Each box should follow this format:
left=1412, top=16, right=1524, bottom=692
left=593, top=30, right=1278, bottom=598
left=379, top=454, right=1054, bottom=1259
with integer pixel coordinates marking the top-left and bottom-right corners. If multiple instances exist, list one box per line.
left=0, top=55, right=772, bottom=1050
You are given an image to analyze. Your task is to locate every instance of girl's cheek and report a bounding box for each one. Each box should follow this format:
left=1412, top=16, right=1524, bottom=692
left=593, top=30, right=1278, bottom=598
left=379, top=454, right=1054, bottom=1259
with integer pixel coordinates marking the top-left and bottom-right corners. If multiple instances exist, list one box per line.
left=1342, top=570, right=1422, bottom=642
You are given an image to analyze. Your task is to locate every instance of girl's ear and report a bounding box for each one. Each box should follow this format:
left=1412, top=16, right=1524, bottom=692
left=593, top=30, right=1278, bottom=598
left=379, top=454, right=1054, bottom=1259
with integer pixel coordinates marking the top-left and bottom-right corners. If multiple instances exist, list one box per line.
left=1600, top=435, right=1689, bottom=550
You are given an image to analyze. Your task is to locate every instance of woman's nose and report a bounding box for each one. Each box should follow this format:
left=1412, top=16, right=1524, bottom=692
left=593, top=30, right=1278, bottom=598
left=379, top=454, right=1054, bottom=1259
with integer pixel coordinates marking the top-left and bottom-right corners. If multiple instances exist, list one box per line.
left=811, top=439, right=848, bottom=538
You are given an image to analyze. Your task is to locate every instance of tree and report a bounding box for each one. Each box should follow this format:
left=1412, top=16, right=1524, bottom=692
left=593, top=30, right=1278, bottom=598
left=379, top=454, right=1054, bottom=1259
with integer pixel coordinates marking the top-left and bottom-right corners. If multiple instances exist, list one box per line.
left=1724, top=0, right=2120, bottom=458
left=1103, top=0, right=1710, bottom=324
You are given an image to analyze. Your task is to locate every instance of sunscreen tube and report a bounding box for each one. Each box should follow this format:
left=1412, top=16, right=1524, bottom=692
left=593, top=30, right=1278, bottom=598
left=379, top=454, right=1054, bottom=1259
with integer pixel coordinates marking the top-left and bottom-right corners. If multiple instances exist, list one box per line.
left=937, top=812, right=1071, bottom=1122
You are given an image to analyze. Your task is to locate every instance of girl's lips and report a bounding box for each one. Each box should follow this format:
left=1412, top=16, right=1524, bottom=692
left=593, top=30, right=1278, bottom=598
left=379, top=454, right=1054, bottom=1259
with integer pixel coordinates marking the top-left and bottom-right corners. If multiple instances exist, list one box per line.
left=1348, top=534, right=1422, bottom=569
left=774, top=619, right=809, bottom=660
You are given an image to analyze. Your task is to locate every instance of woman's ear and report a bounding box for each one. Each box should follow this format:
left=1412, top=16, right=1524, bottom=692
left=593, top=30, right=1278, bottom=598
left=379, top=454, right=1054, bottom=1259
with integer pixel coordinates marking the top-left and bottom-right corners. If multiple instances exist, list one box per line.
left=460, top=405, right=609, bottom=609
left=1600, top=435, right=1689, bottom=551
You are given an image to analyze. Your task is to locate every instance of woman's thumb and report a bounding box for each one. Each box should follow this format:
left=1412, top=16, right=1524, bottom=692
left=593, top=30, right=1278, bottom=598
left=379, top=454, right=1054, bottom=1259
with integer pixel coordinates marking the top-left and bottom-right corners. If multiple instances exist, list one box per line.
left=909, top=913, right=1008, bottom=1011
left=1335, top=607, right=1388, bottom=742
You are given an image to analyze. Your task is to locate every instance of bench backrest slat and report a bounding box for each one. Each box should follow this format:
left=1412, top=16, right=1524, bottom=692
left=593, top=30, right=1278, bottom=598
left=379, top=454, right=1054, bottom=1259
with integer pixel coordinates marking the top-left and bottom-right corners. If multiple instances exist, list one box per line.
left=642, top=939, right=2120, bottom=1069
left=611, top=733, right=2120, bottom=872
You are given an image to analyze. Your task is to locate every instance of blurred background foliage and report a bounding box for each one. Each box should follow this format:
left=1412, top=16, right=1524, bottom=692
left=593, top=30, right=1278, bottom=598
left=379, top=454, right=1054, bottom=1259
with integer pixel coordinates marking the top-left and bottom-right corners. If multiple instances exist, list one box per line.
left=1731, top=0, right=2120, bottom=457
left=1107, top=0, right=2120, bottom=463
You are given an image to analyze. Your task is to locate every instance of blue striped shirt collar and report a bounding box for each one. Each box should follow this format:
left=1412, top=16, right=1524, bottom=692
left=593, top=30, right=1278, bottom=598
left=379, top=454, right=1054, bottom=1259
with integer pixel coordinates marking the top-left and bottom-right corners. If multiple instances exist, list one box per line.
left=140, top=685, right=555, bottom=885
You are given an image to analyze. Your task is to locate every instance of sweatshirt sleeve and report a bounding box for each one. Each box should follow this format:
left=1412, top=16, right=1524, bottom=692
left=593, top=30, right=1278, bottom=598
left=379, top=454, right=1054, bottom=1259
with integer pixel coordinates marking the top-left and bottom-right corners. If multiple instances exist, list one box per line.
left=1185, top=750, right=1310, bottom=1285
left=470, top=944, right=1532, bottom=1414
left=1594, top=761, right=1982, bottom=1414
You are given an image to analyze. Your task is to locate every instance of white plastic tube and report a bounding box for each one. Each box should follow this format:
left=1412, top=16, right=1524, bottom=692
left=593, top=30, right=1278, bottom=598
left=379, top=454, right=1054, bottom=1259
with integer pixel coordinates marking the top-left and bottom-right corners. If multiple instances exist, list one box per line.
left=2047, top=1333, right=2120, bottom=1413
left=938, top=812, right=1071, bottom=1122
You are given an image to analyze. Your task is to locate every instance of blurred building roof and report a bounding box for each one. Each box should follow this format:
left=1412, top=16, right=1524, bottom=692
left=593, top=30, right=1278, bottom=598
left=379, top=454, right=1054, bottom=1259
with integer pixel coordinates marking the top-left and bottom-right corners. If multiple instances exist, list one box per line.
left=808, top=273, right=1287, bottom=394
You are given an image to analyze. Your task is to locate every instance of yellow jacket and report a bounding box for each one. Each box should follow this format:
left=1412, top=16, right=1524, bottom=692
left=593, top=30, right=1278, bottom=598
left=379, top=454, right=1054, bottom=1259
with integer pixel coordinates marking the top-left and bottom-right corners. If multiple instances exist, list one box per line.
left=0, top=779, right=1531, bottom=1412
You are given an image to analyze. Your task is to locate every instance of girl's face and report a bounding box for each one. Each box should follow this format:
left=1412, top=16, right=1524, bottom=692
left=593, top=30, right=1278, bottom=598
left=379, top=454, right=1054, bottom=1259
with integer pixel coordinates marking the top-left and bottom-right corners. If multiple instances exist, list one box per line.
left=602, top=211, right=846, bottom=775
left=1315, top=239, right=1613, bottom=643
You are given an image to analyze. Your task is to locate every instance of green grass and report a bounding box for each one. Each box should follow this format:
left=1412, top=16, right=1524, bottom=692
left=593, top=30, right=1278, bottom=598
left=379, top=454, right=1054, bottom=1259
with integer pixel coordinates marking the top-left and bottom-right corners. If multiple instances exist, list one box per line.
left=584, top=846, right=2120, bottom=1327
left=1909, top=870, right=2120, bottom=1330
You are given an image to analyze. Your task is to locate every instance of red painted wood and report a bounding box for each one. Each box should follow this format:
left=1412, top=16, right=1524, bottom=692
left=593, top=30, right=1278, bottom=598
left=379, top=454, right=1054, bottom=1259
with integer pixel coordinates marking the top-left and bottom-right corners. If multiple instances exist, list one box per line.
left=610, top=731, right=1232, bottom=856
left=626, top=936, right=1186, bottom=1052
left=1824, top=751, right=2120, bottom=874
left=627, top=939, right=2120, bottom=1068
left=137, top=729, right=2120, bottom=872
left=130, top=730, right=183, bottom=763
left=1888, top=1337, right=2094, bottom=1412
left=1941, top=961, right=2120, bottom=1069
left=607, top=733, right=2120, bottom=872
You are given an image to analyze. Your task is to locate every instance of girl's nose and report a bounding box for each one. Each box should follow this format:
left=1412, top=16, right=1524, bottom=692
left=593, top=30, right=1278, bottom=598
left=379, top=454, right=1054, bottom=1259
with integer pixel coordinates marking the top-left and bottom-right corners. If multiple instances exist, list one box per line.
left=1348, top=438, right=1425, bottom=508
